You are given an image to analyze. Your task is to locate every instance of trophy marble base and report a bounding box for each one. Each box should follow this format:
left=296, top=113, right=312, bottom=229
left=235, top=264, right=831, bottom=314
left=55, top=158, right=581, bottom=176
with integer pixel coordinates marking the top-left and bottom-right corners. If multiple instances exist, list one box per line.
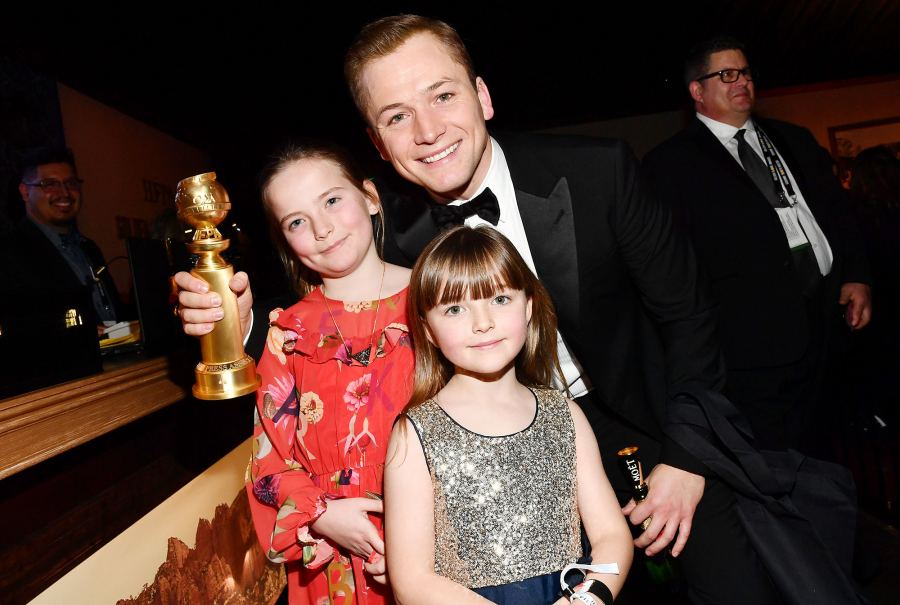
left=193, top=354, right=261, bottom=400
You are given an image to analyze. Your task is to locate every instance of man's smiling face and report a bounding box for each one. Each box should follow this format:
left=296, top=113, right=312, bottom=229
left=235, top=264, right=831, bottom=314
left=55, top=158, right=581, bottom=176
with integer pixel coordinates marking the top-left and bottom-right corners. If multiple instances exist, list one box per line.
left=362, top=32, right=495, bottom=204
left=19, top=162, right=82, bottom=229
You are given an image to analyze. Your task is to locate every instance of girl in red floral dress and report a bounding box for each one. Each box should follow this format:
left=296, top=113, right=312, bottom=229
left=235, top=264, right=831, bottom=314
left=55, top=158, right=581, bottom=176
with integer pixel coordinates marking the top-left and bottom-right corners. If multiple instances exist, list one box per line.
left=246, top=142, right=413, bottom=605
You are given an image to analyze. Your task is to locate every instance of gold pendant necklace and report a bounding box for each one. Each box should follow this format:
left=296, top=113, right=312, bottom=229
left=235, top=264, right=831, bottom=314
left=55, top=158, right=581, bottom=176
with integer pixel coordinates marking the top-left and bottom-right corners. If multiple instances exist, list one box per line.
left=321, top=263, right=385, bottom=367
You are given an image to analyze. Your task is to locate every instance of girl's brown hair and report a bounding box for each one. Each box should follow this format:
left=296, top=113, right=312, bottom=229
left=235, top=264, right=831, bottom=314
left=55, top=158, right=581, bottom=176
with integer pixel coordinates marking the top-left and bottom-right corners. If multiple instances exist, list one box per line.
left=258, top=141, right=384, bottom=297
left=406, top=225, right=564, bottom=411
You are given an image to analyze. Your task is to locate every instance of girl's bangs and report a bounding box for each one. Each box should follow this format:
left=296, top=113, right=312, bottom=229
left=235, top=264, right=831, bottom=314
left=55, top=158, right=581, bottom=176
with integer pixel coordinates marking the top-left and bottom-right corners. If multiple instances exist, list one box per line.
left=430, top=246, right=526, bottom=307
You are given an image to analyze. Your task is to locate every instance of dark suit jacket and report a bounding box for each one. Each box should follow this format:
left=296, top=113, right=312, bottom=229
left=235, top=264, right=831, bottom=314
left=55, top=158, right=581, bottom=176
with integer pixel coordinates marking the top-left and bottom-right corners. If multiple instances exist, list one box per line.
left=380, top=132, right=724, bottom=472
left=643, top=117, right=870, bottom=370
left=0, top=218, right=123, bottom=321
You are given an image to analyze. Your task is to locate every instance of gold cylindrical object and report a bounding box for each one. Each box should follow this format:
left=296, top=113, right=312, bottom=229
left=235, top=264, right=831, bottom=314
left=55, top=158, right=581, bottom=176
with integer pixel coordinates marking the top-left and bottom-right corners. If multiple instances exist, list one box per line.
left=176, top=172, right=260, bottom=400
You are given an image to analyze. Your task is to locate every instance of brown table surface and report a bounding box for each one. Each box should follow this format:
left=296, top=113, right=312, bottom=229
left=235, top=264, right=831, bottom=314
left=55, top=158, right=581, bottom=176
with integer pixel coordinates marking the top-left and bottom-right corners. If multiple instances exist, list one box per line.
left=0, top=355, right=189, bottom=480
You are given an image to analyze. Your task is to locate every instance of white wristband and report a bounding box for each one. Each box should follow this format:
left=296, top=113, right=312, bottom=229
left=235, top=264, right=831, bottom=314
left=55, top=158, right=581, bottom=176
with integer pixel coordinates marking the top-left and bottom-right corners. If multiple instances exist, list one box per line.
left=559, top=562, right=620, bottom=590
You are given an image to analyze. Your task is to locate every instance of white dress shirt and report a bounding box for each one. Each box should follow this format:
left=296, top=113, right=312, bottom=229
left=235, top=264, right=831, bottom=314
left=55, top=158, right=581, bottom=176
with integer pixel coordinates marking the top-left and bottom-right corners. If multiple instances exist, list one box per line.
left=451, top=138, right=591, bottom=397
left=696, top=113, right=833, bottom=276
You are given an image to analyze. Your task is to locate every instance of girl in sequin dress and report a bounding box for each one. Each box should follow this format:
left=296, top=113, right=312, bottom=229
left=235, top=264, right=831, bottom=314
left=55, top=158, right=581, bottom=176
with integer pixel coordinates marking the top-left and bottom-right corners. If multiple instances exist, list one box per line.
left=246, top=142, right=413, bottom=605
left=385, top=226, right=632, bottom=605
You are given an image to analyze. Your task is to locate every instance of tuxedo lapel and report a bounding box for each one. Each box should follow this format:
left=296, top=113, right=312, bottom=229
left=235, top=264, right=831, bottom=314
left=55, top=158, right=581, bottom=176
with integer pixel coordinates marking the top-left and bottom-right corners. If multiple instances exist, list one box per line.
left=394, top=205, right=438, bottom=262
left=687, top=118, right=768, bottom=203
left=382, top=185, right=440, bottom=264
left=516, top=177, right=580, bottom=328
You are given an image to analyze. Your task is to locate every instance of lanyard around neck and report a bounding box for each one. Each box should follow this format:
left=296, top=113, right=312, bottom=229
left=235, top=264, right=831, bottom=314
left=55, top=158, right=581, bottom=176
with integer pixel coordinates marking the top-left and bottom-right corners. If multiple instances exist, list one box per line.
left=752, top=124, right=797, bottom=206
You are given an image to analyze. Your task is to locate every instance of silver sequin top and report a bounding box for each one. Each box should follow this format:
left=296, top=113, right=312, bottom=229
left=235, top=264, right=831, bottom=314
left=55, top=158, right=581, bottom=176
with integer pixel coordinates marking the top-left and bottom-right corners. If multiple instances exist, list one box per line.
left=406, top=387, right=582, bottom=588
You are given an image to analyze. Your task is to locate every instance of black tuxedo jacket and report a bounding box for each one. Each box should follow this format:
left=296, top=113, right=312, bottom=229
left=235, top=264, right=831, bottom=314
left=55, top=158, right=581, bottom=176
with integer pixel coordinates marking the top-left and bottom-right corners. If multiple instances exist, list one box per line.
left=380, top=132, right=724, bottom=472
left=643, top=118, right=870, bottom=370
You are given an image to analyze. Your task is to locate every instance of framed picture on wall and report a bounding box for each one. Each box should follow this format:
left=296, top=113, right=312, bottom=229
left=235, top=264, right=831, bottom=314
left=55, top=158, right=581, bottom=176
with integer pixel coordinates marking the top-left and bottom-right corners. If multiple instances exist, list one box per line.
left=828, top=116, right=900, bottom=184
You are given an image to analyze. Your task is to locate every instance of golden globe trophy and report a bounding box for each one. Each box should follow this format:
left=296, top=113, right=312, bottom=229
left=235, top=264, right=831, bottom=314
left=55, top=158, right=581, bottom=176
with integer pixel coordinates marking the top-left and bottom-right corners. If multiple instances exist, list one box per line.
left=176, top=172, right=260, bottom=400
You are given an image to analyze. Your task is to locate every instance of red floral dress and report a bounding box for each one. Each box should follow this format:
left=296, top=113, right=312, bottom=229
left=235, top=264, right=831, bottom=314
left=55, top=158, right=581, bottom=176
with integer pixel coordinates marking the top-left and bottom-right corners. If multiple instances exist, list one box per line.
left=246, top=287, right=413, bottom=605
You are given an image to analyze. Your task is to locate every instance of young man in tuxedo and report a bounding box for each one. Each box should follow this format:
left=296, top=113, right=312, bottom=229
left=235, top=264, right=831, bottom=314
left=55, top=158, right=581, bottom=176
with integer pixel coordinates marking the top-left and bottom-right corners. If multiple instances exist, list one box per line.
left=178, top=17, right=783, bottom=604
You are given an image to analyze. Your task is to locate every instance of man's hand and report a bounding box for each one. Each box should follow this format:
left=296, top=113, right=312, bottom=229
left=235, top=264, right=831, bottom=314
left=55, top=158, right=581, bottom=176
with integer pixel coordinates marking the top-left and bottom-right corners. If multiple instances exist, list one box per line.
left=174, top=271, right=253, bottom=339
left=621, top=464, right=704, bottom=557
left=839, top=282, right=872, bottom=330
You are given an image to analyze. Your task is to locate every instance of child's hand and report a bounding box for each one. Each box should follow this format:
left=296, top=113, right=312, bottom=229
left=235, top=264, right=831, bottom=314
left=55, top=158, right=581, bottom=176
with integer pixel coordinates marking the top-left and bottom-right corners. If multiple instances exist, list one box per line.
left=364, top=550, right=387, bottom=584
left=310, top=497, right=385, bottom=559
left=174, top=270, right=254, bottom=338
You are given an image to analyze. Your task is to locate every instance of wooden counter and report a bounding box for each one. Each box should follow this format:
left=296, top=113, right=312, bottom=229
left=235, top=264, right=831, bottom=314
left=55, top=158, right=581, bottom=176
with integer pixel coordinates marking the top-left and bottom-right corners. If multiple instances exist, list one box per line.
left=0, top=352, right=253, bottom=604
left=0, top=356, right=188, bottom=480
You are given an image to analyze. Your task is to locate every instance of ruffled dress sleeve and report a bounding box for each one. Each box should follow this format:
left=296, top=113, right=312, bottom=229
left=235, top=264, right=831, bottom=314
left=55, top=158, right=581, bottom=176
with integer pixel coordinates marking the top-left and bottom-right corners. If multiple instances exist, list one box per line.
left=245, top=308, right=333, bottom=568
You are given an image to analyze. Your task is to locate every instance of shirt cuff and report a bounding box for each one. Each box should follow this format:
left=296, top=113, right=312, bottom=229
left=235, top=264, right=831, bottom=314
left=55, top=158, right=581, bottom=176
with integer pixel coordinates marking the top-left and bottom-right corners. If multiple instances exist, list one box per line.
left=243, top=309, right=254, bottom=347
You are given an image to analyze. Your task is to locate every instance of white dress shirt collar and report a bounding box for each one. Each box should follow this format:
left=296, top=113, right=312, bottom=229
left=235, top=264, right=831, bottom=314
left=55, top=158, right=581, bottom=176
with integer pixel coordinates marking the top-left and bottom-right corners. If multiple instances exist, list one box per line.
left=452, top=137, right=506, bottom=203
left=696, top=112, right=754, bottom=146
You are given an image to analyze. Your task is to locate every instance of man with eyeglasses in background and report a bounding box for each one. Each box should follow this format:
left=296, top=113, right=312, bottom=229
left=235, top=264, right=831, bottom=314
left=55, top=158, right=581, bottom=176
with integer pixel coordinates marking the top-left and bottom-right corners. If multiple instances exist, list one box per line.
left=643, top=37, right=871, bottom=458
left=5, top=146, right=122, bottom=329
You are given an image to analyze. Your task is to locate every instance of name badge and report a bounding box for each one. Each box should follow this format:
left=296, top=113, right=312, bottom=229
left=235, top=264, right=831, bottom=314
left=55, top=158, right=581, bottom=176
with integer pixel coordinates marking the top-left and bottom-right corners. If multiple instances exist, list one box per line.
left=775, top=207, right=809, bottom=250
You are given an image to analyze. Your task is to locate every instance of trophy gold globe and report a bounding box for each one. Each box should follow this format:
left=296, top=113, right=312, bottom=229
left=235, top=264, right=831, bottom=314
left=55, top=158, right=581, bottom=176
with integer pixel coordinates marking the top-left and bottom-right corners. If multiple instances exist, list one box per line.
left=176, top=172, right=260, bottom=400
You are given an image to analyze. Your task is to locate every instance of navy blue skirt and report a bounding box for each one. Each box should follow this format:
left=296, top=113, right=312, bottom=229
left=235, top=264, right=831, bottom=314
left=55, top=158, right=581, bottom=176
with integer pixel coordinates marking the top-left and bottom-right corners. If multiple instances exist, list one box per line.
left=473, top=570, right=562, bottom=605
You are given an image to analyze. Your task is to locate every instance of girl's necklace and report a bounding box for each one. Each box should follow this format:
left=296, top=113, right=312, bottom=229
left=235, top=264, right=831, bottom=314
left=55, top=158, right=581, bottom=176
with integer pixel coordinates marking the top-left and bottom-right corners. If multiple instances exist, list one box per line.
left=321, top=262, right=385, bottom=367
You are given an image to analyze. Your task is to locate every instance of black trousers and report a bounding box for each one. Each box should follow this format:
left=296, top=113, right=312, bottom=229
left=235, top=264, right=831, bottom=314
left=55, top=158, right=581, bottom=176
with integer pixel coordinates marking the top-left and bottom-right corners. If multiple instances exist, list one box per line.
left=725, top=288, right=830, bottom=454
left=576, top=391, right=782, bottom=605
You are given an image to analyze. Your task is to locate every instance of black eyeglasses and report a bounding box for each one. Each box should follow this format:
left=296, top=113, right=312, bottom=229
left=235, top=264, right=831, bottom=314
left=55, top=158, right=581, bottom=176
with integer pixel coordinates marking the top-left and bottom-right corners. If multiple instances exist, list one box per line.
left=22, top=178, right=83, bottom=194
left=696, top=67, right=753, bottom=84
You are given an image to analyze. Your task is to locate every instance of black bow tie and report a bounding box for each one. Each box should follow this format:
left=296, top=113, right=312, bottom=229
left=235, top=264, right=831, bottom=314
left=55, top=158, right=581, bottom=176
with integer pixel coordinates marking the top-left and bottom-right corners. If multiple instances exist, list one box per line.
left=430, top=188, right=500, bottom=229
